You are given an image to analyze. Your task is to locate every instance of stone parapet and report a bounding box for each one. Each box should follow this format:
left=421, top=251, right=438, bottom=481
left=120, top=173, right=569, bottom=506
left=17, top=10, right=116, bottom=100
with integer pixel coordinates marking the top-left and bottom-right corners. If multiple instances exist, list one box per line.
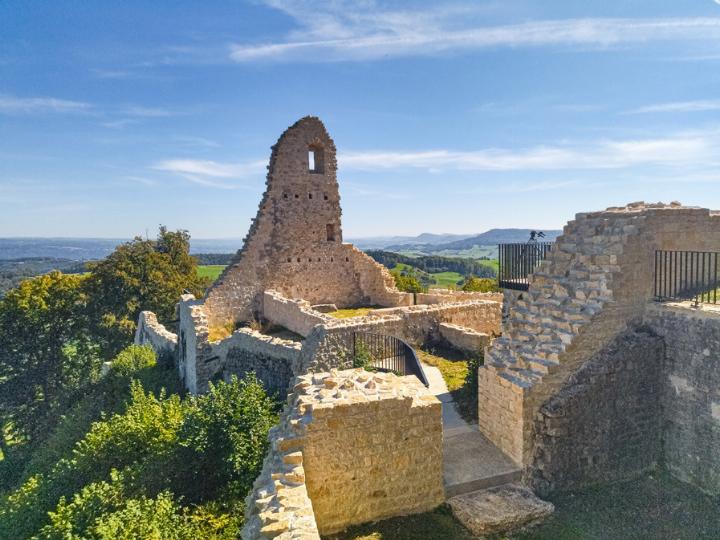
left=439, top=322, right=489, bottom=353
left=242, top=369, right=443, bottom=538
left=417, top=289, right=503, bottom=305
left=134, top=311, right=177, bottom=362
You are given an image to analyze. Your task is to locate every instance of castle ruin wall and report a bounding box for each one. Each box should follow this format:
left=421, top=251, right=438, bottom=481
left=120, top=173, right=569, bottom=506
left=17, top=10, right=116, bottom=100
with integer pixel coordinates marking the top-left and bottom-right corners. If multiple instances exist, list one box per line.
left=242, top=369, right=443, bottom=539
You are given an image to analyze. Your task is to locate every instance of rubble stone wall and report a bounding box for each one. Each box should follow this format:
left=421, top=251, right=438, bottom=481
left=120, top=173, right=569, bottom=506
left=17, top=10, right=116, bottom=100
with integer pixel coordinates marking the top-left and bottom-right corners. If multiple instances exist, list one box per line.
left=298, top=299, right=501, bottom=373
left=134, top=311, right=177, bottom=362
left=211, top=327, right=302, bottom=396
left=417, top=289, right=503, bottom=305
left=529, top=330, right=663, bottom=495
left=481, top=203, right=720, bottom=465
left=201, top=117, right=408, bottom=329
left=644, top=303, right=720, bottom=495
left=262, top=290, right=330, bottom=337
left=242, top=369, right=443, bottom=539
left=439, top=322, right=489, bottom=353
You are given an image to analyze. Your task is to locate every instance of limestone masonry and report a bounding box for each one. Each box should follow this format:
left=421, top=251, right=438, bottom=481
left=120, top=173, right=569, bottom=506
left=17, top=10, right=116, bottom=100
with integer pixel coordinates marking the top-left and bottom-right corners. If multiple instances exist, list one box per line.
left=480, top=202, right=720, bottom=466
left=134, top=115, right=720, bottom=536
left=242, top=369, right=443, bottom=539
left=136, top=116, right=500, bottom=395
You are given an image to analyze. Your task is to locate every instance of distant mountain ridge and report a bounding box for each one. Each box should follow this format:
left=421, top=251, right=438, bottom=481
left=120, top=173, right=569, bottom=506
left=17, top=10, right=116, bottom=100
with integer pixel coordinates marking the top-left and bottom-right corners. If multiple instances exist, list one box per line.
left=381, top=228, right=561, bottom=253
left=348, top=233, right=474, bottom=250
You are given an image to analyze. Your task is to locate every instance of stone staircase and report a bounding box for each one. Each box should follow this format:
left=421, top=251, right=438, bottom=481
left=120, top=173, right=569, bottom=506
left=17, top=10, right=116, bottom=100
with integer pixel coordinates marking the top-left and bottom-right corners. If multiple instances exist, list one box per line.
left=484, top=211, right=639, bottom=397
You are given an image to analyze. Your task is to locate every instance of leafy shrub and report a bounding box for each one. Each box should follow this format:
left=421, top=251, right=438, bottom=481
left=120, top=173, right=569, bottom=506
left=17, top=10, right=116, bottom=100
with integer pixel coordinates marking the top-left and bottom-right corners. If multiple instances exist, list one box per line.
left=392, top=270, right=425, bottom=293
left=461, top=276, right=499, bottom=293
left=0, top=374, right=277, bottom=539
left=352, top=341, right=375, bottom=370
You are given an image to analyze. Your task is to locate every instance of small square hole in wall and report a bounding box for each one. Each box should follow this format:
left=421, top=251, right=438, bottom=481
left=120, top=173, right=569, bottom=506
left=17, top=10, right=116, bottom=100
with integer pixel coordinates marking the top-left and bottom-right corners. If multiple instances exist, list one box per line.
left=294, top=194, right=299, bottom=199
left=323, top=193, right=329, bottom=200
left=283, top=193, right=288, bottom=199
left=297, top=258, right=301, bottom=262
left=345, top=257, right=349, bottom=262
left=308, top=193, right=313, bottom=199
left=287, top=258, right=291, bottom=263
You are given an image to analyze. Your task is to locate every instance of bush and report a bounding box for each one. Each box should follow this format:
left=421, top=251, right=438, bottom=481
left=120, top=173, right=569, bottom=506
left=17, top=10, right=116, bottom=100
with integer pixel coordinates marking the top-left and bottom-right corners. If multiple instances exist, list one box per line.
left=392, top=270, right=425, bottom=293
left=461, top=276, right=499, bottom=293
left=0, top=374, right=277, bottom=539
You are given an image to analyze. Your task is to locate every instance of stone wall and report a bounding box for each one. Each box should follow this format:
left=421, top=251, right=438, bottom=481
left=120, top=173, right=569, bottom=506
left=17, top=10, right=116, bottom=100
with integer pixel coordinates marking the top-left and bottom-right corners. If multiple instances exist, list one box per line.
left=262, top=290, right=330, bottom=337
left=480, top=202, right=720, bottom=465
left=242, top=369, right=443, bottom=539
left=201, top=117, right=408, bottom=329
left=298, top=299, right=501, bottom=373
left=439, top=322, right=489, bottom=353
left=529, top=330, right=663, bottom=495
left=211, top=327, right=302, bottom=396
left=417, top=289, right=503, bottom=305
left=134, top=311, right=177, bottom=362
left=644, top=303, right=720, bottom=494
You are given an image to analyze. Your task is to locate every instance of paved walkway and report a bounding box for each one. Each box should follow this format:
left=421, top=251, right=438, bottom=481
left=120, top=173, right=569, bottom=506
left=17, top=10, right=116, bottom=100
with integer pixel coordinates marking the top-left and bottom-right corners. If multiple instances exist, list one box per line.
left=422, top=362, right=522, bottom=497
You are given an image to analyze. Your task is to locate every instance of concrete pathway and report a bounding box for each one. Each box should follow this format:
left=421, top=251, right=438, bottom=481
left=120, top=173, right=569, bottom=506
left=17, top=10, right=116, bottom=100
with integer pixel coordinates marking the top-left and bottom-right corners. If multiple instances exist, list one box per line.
left=422, top=362, right=522, bottom=498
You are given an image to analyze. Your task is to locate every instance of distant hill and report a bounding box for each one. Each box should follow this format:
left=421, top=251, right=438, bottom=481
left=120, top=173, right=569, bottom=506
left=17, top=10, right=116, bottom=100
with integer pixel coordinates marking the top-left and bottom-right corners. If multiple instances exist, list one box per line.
left=0, top=238, right=246, bottom=261
left=348, top=233, right=475, bottom=250
left=400, top=228, right=563, bottom=253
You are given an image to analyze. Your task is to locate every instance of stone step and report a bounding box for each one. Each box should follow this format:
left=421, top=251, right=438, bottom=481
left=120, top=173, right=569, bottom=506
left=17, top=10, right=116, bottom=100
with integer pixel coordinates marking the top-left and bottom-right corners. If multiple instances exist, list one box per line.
left=448, top=484, right=554, bottom=537
left=443, top=430, right=522, bottom=498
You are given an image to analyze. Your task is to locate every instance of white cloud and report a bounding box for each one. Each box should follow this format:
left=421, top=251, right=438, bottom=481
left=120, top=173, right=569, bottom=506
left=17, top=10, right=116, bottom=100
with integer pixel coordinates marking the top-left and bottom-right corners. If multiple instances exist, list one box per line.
left=0, top=95, right=92, bottom=114
left=629, top=99, right=720, bottom=113
left=338, top=135, right=711, bottom=172
left=152, top=159, right=266, bottom=189
left=229, top=3, right=720, bottom=62
left=152, top=132, right=719, bottom=191
left=122, top=105, right=178, bottom=117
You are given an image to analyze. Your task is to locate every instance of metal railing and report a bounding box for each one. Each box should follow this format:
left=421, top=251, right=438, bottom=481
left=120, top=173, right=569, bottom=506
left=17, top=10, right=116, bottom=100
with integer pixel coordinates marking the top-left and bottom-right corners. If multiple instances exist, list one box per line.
left=498, top=242, right=553, bottom=291
left=343, top=331, right=428, bottom=387
left=654, top=250, right=720, bottom=305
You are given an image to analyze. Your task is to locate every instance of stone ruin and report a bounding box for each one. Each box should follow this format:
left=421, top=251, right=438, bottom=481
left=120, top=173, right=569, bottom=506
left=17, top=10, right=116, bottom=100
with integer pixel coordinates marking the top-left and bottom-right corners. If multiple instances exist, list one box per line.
left=136, top=116, right=502, bottom=396
left=135, top=116, right=720, bottom=538
left=480, top=201, right=720, bottom=496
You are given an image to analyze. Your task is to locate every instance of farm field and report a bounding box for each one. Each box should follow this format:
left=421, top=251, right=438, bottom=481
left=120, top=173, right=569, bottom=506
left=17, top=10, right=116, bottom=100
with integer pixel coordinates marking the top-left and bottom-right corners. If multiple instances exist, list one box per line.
left=197, top=265, right=225, bottom=281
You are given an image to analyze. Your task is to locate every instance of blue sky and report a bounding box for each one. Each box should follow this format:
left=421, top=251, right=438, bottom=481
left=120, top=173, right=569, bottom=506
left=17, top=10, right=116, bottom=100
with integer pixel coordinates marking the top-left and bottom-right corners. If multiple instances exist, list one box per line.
left=2, top=0, right=720, bottom=239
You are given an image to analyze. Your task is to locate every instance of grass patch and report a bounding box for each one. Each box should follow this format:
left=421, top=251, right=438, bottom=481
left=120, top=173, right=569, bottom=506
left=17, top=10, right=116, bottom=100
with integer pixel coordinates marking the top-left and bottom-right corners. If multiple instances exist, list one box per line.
left=327, top=504, right=474, bottom=540
left=417, top=345, right=479, bottom=423
left=207, top=319, right=235, bottom=342
left=514, top=471, right=720, bottom=540
left=431, top=271, right=464, bottom=288
left=329, top=472, right=720, bottom=540
left=197, top=265, right=226, bottom=282
left=328, top=307, right=376, bottom=319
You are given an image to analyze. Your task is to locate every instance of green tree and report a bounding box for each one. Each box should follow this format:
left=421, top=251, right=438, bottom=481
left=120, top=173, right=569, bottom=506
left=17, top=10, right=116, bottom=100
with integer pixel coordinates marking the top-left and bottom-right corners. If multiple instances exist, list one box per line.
left=84, top=227, right=209, bottom=358
left=461, top=275, right=499, bottom=293
left=391, top=269, right=425, bottom=293
left=0, top=272, right=97, bottom=454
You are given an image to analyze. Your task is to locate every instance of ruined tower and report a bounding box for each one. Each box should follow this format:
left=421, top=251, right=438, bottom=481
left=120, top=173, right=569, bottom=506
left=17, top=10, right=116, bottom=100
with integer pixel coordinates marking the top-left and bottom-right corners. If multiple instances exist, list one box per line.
left=202, top=116, right=407, bottom=327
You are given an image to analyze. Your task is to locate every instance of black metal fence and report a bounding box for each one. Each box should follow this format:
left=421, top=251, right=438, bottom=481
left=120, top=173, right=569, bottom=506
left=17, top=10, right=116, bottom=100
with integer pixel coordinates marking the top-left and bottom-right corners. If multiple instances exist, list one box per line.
left=343, top=331, right=429, bottom=387
left=498, top=242, right=553, bottom=291
left=654, top=250, right=720, bottom=305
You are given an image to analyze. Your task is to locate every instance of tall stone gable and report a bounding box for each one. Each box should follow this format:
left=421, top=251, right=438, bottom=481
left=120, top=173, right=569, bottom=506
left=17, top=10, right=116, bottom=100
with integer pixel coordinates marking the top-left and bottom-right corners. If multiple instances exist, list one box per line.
left=203, top=116, right=407, bottom=327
